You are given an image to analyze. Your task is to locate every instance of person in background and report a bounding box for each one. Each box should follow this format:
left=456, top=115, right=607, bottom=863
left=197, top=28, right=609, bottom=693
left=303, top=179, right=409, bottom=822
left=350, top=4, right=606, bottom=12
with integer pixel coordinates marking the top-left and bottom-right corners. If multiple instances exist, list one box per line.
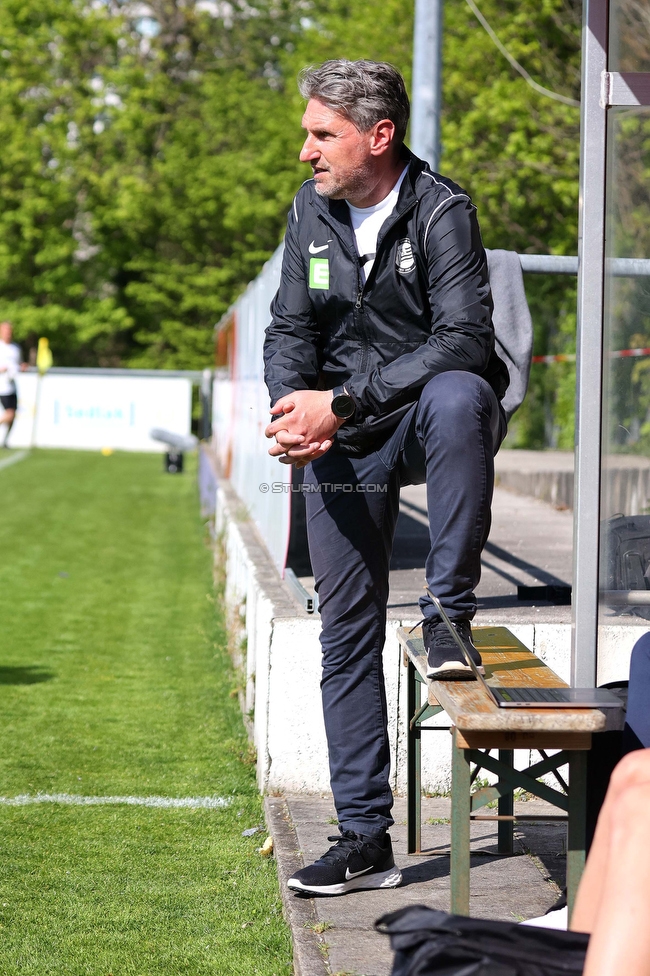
left=0, top=321, right=24, bottom=448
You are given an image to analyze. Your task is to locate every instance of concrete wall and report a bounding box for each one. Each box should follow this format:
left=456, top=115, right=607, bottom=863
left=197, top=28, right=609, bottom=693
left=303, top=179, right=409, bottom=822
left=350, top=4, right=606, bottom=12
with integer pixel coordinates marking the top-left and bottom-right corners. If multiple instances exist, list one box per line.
left=495, top=448, right=650, bottom=516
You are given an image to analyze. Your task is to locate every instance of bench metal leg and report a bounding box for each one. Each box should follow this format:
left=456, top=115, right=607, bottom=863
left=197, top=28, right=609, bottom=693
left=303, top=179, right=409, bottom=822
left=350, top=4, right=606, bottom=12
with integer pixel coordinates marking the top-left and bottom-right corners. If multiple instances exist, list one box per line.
left=407, top=658, right=422, bottom=854
left=498, top=749, right=514, bottom=854
left=567, top=750, right=588, bottom=921
left=451, top=728, right=471, bottom=915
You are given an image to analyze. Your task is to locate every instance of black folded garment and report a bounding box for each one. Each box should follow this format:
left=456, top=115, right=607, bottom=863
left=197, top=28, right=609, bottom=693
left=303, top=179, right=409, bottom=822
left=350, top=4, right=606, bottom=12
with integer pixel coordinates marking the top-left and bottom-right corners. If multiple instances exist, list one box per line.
left=376, top=905, right=589, bottom=976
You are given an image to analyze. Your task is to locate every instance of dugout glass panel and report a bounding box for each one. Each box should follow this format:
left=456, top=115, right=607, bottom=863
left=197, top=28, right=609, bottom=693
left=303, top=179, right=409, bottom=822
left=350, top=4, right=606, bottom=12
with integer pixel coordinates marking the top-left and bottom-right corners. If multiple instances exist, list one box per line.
left=609, top=0, right=650, bottom=73
left=599, top=107, right=650, bottom=633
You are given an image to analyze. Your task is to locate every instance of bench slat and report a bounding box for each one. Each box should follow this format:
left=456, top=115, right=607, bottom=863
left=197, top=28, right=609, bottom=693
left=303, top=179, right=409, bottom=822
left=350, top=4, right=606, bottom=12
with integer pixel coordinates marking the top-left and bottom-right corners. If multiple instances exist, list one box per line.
left=398, top=626, right=608, bottom=733
left=455, top=730, right=592, bottom=750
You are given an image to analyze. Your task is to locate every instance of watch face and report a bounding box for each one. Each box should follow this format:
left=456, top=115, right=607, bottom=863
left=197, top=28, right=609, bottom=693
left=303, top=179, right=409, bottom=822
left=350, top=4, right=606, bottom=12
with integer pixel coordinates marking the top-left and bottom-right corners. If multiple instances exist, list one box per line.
left=332, top=394, right=355, bottom=419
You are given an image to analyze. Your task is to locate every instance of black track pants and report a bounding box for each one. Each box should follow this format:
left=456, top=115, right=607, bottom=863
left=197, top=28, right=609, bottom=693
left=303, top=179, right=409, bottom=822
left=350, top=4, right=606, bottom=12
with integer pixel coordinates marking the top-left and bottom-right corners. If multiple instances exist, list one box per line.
left=303, top=371, right=506, bottom=837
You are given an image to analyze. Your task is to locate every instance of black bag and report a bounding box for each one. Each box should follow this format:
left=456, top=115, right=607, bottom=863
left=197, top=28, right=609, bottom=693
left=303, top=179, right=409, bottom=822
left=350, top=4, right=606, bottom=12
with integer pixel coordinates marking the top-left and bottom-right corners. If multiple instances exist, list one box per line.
left=604, top=513, right=650, bottom=619
left=376, top=905, right=588, bottom=976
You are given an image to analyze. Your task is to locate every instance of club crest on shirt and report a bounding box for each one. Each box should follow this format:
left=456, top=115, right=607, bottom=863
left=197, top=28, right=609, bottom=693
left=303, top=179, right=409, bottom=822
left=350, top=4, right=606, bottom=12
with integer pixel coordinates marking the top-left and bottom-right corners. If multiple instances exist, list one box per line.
left=395, top=239, right=416, bottom=274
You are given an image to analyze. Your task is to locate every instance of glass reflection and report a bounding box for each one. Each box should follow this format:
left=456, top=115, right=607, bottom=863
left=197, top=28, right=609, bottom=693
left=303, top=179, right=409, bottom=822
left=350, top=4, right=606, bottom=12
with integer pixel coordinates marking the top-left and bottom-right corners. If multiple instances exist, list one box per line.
left=609, top=0, right=650, bottom=72
left=600, top=108, right=650, bottom=624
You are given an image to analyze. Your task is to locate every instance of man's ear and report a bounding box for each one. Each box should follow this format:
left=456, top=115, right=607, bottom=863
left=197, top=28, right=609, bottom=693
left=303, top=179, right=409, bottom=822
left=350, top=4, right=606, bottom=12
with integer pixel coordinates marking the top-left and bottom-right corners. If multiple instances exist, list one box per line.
left=369, top=119, right=396, bottom=157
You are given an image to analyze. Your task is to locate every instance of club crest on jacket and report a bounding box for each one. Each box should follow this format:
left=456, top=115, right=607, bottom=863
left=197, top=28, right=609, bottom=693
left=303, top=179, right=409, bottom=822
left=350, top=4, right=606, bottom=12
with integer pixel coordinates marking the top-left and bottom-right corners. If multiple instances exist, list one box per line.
left=395, top=239, right=416, bottom=274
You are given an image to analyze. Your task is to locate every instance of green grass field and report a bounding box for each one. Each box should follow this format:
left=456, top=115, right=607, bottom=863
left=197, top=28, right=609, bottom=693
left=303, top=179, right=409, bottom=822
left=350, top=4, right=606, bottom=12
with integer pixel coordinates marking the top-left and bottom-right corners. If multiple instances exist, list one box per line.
left=0, top=450, right=292, bottom=975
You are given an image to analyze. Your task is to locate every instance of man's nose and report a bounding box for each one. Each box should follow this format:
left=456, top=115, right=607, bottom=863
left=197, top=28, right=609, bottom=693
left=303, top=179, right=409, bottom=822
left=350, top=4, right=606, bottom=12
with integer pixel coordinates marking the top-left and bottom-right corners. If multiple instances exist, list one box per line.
left=299, top=135, right=319, bottom=162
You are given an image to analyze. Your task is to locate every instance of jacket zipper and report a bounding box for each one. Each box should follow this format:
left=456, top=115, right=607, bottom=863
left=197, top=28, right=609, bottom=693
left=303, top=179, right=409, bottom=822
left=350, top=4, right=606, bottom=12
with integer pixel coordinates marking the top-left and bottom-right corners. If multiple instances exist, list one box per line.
left=353, top=199, right=417, bottom=372
left=355, top=267, right=368, bottom=372
left=315, top=194, right=418, bottom=366
left=356, top=197, right=419, bottom=307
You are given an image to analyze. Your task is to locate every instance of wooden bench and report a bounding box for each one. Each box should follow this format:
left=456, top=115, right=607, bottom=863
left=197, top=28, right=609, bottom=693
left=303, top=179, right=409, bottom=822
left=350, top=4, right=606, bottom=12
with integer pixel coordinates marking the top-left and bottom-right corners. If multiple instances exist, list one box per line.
left=397, top=625, right=623, bottom=918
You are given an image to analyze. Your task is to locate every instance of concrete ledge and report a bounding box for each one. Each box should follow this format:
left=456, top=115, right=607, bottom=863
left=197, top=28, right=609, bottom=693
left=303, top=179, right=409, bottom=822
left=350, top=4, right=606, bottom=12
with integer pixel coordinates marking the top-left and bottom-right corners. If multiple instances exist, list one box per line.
left=215, top=467, right=309, bottom=792
left=495, top=450, right=574, bottom=509
left=265, top=796, right=329, bottom=976
left=495, top=448, right=650, bottom=515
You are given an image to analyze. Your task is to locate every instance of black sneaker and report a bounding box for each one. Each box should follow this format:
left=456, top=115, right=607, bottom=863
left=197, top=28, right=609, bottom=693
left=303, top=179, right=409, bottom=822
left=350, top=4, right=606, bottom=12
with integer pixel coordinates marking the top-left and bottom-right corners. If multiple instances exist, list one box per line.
left=287, top=830, right=402, bottom=896
left=423, top=617, right=483, bottom=680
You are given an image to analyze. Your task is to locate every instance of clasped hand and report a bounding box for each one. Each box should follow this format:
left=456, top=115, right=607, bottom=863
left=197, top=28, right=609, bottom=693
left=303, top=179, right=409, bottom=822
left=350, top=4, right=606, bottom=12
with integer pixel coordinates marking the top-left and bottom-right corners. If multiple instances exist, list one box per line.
left=265, top=390, right=343, bottom=468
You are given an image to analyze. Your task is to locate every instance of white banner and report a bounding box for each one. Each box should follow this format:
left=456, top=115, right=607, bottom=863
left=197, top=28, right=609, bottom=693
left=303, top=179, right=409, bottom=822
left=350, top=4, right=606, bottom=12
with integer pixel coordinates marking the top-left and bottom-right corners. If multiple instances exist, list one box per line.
left=6, top=373, right=192, bottom=452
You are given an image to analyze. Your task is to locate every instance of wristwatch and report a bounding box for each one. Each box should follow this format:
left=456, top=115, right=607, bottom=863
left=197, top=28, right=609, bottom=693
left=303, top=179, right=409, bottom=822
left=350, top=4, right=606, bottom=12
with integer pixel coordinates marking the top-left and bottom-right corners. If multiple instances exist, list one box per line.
left=331, top=386, right=356, bottom=420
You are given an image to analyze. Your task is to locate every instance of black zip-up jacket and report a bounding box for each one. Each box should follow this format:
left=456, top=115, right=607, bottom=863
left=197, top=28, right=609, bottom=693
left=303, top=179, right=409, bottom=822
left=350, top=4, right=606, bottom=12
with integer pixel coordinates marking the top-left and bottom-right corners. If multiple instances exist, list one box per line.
left=264, top=151, right=509, bottom=456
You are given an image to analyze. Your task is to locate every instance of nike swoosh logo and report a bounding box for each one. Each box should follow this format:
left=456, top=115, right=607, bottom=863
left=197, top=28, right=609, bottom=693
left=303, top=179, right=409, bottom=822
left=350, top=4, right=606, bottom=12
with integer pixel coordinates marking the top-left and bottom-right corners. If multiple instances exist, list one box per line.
left=309, top=241, right=331, bottom=254
left=345, top=865, right=373, bottom=881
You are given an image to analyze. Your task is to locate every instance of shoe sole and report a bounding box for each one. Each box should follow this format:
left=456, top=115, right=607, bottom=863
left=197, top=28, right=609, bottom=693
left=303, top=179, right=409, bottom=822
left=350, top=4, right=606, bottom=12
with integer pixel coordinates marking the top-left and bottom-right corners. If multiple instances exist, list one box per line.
left=287, top=865, right=402, bottom=897
left=427, top=661, right=485, bottom=681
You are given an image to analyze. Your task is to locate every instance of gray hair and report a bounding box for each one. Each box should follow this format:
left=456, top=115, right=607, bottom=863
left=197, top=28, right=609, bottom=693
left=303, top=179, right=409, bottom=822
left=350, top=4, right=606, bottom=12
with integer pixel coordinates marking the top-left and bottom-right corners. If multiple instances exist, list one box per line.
left=298, top=59, right=410, bottom=147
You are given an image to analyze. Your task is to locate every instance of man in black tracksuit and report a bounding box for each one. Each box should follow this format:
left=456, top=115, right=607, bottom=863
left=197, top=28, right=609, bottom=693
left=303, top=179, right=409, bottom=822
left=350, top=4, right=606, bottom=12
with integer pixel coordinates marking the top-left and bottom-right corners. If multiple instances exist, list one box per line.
left=264, top=59, right=509, bottom=896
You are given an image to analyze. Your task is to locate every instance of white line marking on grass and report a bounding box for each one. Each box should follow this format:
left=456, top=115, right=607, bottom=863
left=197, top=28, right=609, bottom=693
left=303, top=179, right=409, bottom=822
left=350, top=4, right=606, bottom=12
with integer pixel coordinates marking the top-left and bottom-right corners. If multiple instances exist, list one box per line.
left=0, top=793, right=230, bottom=809
left=0, top=450, right=29, bottom=472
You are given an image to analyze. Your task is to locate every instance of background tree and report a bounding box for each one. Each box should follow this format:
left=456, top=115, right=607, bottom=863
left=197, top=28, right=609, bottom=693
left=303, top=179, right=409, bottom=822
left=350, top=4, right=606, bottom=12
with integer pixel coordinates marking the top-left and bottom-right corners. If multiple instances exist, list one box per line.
left=0, top=0, right=583, bottom=447
left=0, top=0, right=306, bottom=366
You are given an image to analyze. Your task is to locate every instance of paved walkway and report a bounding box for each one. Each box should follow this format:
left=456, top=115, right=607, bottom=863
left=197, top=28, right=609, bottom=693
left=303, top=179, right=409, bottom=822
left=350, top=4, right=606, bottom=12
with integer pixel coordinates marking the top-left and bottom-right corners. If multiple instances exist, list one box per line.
left=392, top=483, right=573, bottom=624
left=300, top=482, right=575, bottom=626
left=268, top=794, right=565, bottom=976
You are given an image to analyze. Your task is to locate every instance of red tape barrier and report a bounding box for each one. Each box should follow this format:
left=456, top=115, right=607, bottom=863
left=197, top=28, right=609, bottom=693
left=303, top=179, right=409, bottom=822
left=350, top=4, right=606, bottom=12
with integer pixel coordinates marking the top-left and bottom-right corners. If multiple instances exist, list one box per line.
left=532, top=347, right=650, bottom=364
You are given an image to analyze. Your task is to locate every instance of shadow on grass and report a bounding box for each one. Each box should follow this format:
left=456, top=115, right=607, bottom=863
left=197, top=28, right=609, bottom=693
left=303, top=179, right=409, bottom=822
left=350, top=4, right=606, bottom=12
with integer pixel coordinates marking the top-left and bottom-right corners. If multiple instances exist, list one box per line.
left=0, top=666, right=55, bottom=685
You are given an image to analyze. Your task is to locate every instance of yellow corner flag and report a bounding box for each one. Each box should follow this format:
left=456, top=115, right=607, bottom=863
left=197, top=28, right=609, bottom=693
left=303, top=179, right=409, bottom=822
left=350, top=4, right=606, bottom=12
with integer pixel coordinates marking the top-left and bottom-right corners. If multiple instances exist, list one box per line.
left=36, top=337, right=53, bottom=375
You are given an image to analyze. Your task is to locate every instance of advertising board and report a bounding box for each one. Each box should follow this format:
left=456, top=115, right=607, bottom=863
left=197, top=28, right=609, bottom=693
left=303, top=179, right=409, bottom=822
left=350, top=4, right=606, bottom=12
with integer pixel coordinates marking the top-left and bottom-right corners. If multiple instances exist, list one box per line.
left=7, top=373, right=192, bottom=452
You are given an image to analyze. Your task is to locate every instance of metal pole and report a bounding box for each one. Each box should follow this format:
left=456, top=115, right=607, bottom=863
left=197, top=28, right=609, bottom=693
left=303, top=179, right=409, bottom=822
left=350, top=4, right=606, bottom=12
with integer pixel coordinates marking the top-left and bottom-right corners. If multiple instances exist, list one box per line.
left=567, top=751, right=588, bottom=920
left=572, top=0, right=608, bottom=687
left=497, top=750, right=514, bottom=854
left=200, top=367, right=213, bottom=441
left=450, top=729, right=471, bottom=915
left=406, top=659, right=422, bottom=854
left=29, top=372, right=43, bottom=450
left=411, top=0, right=443, bottom=169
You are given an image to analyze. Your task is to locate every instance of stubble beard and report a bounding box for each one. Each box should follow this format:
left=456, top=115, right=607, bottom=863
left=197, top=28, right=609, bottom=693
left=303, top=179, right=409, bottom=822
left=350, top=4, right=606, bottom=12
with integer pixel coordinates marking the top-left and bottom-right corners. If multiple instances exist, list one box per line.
left=313, top=161, right=373, bottom=204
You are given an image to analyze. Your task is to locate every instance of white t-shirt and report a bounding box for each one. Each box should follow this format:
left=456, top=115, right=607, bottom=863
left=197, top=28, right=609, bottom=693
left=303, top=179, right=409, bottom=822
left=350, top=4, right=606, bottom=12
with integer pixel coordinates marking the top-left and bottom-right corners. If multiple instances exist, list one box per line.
left=347, top=166, right=409, bottom=283
left=0, top=340, right=21, bottom=397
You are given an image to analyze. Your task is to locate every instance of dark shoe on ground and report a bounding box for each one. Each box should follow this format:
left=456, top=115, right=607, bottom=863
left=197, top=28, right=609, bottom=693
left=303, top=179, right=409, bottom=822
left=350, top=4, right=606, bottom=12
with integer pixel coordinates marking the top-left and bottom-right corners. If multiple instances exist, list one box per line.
left=423, top=617, right=483, bottom=680
left=287, top=830, right=402, bottom=896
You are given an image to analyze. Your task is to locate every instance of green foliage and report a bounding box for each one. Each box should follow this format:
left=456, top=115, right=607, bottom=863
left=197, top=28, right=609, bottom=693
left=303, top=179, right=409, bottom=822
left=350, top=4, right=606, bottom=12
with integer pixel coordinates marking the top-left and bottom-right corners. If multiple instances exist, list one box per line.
left=0, top=0, right=584, bottom=443
left=0, top=449, right=291, bottom=973
left=0, top=0, right=305, bottom=367
left=443, top=0, right=581, bottom=254
left=0, top=1, right=131, bottom=361
left=441, top=0, right=581, bottom=448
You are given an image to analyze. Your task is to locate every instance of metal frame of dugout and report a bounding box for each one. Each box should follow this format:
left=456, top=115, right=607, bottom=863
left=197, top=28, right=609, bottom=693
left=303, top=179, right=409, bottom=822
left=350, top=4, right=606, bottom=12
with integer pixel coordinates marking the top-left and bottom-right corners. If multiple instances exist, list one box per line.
left=410, top=0, right=650, bottom=676
left=573, top=0, right=650, bottom=683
